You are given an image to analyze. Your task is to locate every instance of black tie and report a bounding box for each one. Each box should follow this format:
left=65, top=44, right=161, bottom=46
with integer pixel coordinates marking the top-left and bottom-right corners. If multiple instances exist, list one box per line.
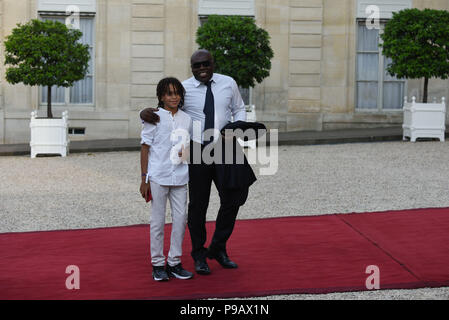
left=203, top=80, right=214, bottom=145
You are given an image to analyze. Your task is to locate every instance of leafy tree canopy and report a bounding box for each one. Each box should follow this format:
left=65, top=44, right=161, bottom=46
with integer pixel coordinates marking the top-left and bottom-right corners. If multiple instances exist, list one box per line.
left=4, top=19, right=90, bottom=88
left=4, top=19, right=90, bottom=117
left=196, top=15, right=274, bottom=89
left=380, top=8, right=449, bottom=102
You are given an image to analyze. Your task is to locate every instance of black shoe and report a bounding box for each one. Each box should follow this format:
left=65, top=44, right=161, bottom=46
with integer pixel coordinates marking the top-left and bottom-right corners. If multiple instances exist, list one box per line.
left=166, top=263, right=194, bottom=280
left=152, top=266, right=169, bottom=281
left=207, top=250, right=238, bottom=269
left=194, top=259, right=211, bottom=275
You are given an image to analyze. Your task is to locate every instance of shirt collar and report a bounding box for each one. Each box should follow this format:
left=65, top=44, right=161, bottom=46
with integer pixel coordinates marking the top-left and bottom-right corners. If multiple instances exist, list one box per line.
left=159, top=107, right=179, bottom=117
left=193, top=73, right=216, bottom=88
left=158, top=107, right=170, bottom=114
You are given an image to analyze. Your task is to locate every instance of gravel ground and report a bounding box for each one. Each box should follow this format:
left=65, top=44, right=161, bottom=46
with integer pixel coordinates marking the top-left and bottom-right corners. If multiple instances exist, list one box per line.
left=1, top=140, right=448, bottom=300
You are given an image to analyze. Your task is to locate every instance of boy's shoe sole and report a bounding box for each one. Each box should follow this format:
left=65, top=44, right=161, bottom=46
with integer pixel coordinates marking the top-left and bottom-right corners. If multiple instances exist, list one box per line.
left=152, top=274, right=169, bottom=281
left=166, top=264, right=194, bottom=280
left=168, top=271, right=193, bottom=280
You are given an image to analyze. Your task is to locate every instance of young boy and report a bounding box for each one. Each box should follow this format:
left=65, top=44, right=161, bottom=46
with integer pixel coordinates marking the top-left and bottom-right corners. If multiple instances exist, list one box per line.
left=140, top=77, right=193, bottom=281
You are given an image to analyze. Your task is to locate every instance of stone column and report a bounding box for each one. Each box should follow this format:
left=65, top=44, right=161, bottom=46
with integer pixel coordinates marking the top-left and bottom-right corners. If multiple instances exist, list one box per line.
left=164, top=0, right=195, bottom=81
left=321, top=0, right=353, bottom=115
left=130, top=0, right=165, bottom=112
left=128, top=0, right=165, bottom=137
left=2, top=0, right=37, bottom=143
left=254, top=0, right=290, bottom=131
left=287, top=0, right=324, bottom=131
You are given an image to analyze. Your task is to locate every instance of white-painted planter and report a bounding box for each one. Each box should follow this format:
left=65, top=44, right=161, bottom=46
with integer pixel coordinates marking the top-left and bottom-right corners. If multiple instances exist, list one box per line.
left=30, top=111, right=70, bottom=158
left=402, top=97, right=446, bottom=142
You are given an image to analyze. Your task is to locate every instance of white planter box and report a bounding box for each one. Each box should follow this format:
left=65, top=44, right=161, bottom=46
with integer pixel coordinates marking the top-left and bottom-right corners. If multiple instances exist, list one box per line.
left=30, top=111, right=70, bottom=158
left=402, top=97, right=446, bottom=142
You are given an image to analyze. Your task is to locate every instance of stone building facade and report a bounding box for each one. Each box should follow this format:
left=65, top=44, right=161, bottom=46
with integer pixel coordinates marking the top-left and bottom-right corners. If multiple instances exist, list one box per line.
left=0, top=0, right=448, bottom=144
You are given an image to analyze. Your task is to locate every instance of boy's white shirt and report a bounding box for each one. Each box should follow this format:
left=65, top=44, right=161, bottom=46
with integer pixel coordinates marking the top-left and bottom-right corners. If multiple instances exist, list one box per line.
left=141, top=108, right=192, bottom=186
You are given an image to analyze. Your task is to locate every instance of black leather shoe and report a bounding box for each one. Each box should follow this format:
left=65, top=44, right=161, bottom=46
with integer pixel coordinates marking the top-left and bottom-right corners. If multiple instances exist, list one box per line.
left=207, top=251, right=238, bottom=269
left=194, top=259, right=211, bottom=275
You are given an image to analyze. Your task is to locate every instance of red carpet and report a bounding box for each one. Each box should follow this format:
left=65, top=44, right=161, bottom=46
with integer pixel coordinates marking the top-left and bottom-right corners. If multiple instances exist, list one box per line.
left=1, top=207, right=448, bottom=299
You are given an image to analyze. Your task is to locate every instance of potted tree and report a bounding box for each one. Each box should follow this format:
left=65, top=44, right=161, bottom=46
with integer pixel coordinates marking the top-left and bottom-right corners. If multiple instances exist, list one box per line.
left=4, top=19, right=90, bottom=156
left=380, top=8, right=449, bottom=142
left=196, top=15, right=273, bottom=147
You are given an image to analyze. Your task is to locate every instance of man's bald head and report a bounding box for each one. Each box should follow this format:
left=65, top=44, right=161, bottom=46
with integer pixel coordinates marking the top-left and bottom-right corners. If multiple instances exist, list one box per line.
left=190, top=49, right=215, bottom=83
left=190, top=49, right=213, bottom=64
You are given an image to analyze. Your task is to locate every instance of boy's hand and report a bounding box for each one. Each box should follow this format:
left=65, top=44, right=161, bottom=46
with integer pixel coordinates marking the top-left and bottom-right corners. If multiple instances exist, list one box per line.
left=140, top=181, right=151, bottom=199
left=140, top=107, right=160, bottom=124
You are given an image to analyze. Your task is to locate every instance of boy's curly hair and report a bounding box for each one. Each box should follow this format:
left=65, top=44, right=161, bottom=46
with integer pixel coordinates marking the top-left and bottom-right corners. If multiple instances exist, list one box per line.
left=156, top=77, right=186, bottom=109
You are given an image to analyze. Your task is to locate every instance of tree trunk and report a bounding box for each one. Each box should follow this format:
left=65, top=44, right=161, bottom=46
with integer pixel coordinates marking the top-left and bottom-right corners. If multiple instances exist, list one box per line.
left=423, top=77, right=429, bottom=103
left=47, top=86, right=53, bottom=118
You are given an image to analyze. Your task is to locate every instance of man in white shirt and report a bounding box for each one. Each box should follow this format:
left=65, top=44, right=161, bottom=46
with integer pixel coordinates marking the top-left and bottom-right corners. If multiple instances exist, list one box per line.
left=140, top=50, right=257, bottom=275
left=181, top=65, right=246, bottom=145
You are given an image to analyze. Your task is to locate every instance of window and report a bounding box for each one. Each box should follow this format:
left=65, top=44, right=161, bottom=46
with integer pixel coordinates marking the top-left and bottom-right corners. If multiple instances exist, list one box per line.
left=356, top=21, right=405, bottom=111
left=40, top=15, right=95, bottom=106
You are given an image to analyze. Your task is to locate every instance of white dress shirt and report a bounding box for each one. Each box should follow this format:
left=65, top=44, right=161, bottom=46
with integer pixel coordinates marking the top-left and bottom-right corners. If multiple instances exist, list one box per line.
left=182, top=73, right=246, bottom=144
left=141, top=108, right=192, bottom=186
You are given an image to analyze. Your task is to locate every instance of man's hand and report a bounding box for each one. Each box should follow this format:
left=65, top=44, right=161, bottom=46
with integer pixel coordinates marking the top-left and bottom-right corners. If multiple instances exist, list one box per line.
left=140, top=107, right=160, bottom=124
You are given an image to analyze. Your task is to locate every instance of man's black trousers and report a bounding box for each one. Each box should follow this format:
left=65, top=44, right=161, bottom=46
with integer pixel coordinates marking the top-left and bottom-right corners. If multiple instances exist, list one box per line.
left=187, top=141, right=249, bottom=261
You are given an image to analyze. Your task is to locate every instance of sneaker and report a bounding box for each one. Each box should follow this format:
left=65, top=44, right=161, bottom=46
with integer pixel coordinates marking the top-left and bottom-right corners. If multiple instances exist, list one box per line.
left=152, top=266, right=169, bottom=281
left=166, top=263, right=194, bottom=280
